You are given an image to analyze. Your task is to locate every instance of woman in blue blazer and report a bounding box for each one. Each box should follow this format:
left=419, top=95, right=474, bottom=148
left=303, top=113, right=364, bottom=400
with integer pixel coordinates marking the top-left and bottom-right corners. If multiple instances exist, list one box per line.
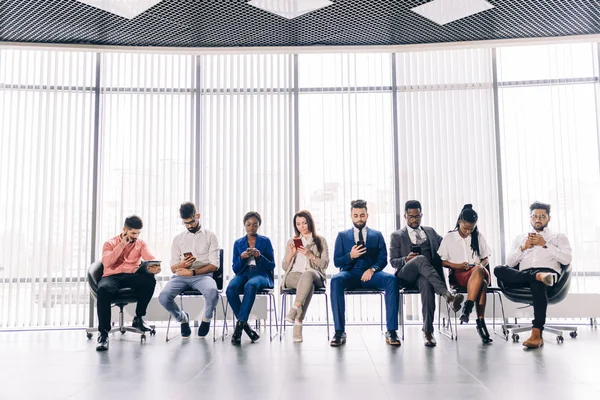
left=226, top=211, right=276, bottom=345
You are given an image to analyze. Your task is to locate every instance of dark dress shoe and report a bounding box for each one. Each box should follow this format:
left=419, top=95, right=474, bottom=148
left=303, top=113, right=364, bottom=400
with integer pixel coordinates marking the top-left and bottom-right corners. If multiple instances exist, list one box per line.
left=460, top=300, right=475, bottom=324
left=385, top=330, right=401, bottom=346
left=330, top=331, right=347, bottom=347
left=96, top=334, right=109, bottom=351
left=198, top=320, right=211, bottom=338
left=231, top=321, right=244, bottom=345
left=424, top=332, right=437, bottom=347
left=476, top=319, right=493, bottom=344
left=447, top=293, right=465, bottom=313
left=132, top=316, right=151, bottom=332
left=242, top=322, right=260, bottom=342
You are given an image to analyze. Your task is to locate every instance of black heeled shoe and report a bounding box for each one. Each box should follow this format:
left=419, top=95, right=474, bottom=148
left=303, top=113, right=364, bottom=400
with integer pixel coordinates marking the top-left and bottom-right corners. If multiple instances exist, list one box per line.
left=231, top=320, right=243, bottom=345
left=476, top=318, right=493, bottom=344
left=242, top=321, right=260, bottom=342
left=460, top=300, right=474, bottom=324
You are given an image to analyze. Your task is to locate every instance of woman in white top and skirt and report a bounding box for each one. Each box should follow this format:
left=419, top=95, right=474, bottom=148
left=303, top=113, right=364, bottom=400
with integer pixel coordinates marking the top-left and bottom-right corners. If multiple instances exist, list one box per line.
left=438, top=204, right=493, bottom=344
left=282, top=210, right=329, bottom=342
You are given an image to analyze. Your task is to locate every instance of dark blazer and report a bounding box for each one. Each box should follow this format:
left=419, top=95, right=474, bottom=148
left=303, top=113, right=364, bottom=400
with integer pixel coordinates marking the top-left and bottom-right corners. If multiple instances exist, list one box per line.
left=334, top=228, right=387, bottom=272
left=389, top=226, right=444, bottom=280
left=232, top=235, right=275, bottom=286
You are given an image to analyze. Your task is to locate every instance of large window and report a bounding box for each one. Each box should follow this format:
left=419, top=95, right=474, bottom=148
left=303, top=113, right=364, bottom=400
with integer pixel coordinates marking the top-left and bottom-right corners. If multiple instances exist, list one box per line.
left=97, top=53, right=196, bottom=288
left=298, top=53, right=396, bottom=262
left=0, top=42, right=599, bottom=328
left=497, top=43, right=600, bottom=292
left=200, top=54, right=295, bottom=279
left=0, top=50, right=96, bottom=327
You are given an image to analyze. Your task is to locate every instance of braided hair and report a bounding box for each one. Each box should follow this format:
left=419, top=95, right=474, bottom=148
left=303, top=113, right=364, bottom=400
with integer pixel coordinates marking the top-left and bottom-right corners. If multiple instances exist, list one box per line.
left=452, top=204, right=481, bottom=258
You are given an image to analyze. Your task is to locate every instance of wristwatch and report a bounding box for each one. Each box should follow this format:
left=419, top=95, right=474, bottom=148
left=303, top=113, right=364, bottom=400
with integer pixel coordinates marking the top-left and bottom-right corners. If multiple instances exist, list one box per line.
left=370, top=267, right=377, bottom=273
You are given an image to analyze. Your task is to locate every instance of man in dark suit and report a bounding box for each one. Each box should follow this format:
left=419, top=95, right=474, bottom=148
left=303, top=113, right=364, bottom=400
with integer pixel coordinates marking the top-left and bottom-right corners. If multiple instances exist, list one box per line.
left=390, top=200, right=464, bottom=346
left=330, top=199, right=400, bottom=347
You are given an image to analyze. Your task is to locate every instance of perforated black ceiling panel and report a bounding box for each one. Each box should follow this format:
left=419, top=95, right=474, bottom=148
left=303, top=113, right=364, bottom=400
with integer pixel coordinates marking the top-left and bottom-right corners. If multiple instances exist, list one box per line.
left=1, top=0, right=599, bottom=48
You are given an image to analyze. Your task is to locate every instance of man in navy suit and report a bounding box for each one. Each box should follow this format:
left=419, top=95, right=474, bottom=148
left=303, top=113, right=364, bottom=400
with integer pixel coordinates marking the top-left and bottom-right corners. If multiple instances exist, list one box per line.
left=330, top=199, right=400, bottom=346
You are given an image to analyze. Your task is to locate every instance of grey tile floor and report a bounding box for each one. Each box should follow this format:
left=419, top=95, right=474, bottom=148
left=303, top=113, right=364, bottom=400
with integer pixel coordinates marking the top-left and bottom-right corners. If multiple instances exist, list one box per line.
left=0, top=323, right=599, bottom=400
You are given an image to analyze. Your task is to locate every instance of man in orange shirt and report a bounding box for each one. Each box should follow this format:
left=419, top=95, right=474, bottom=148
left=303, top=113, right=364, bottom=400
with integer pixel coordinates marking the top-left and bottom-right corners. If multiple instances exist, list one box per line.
left=96, top=215, right=160, bottom=351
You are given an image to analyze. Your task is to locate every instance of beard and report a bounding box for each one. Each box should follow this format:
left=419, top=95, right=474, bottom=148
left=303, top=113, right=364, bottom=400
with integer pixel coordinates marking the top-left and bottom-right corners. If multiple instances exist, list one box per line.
left=187, top=224, right=200, bottom=233
left=353, top=221, right=366, bottom=230
left=531, top=221, right=548, bottom=232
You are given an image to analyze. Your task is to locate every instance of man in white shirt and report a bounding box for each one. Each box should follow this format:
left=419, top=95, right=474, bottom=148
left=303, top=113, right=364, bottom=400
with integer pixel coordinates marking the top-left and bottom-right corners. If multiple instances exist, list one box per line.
left=158, top=202, right=220, bottom=339
left=494, top=201, right=572, bottom=348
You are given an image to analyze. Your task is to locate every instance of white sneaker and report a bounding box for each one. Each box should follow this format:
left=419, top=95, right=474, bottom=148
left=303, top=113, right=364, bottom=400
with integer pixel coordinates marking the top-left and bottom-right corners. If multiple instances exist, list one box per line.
left=539, top=272, right=558, bottom=286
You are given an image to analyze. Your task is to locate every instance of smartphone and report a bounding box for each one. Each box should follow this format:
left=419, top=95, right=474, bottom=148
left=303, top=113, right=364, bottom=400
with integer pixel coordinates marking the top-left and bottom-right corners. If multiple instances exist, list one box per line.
left=410, top=245, right=422, bottom=254
left=467, top=263, right=476, bottom=267
left=356, top=240, right=365, bottom=248
left=183, top=252, right=193, bottom=259
left=293, top=238, right=303, bottom=249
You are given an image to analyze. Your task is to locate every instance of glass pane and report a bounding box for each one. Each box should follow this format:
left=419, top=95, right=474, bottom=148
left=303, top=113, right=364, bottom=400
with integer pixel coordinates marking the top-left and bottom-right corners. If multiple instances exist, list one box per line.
left=498, top=83, right=600, bottom=286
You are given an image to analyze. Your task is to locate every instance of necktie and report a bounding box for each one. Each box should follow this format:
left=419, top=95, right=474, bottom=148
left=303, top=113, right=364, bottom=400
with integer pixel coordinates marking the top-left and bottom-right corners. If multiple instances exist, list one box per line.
left=358, top=229, right=365, bottom=245
left=415, top=229, right=424, bottom=245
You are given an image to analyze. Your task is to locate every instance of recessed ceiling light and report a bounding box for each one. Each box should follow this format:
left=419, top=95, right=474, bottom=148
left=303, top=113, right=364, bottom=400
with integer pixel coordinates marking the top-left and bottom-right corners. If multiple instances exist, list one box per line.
left=411, top=0, right=494, bottom=25
left=248, top=0, right=333, bottom=19
left=77, top=0, right=163, bottom=19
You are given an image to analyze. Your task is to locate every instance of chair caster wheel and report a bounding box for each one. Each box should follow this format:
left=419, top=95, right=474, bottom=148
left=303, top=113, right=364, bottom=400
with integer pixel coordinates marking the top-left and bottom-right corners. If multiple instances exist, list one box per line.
left=570, top=331, right=577, bottom=339
left=512, top=333, right=519, bottom=342
left=150, top=329, right=156, bottom=336
left=556, top=336, right=564, bottom=344
left=86, top=333, right=93, bottom=339
left=121, top=331, right=126, bottom=335
left=141, top=334, right=147, bottom=343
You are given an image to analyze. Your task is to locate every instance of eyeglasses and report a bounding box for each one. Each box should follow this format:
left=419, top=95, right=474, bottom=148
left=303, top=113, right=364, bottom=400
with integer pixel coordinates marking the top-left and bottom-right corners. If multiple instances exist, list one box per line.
left=406, top=214, right=422, bottom=220
left=530, top=215, right=548, bottom=221
left=182, top=218, right=197, bottom=226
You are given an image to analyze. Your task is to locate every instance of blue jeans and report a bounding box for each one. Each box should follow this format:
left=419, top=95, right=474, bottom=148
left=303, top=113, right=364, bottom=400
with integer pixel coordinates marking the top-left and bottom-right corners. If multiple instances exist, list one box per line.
left=225, top=274, right=272, bottom=322
left=158, top=275, right=218, bottom=322
left=330, top=268, right=399, bottom=332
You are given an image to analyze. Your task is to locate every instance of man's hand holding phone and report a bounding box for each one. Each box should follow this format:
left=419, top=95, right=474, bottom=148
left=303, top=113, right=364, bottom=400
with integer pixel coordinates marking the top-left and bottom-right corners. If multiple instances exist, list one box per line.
left=350, top=244, right=366, bottom=260
left=120, top=233, right=132, bottom=248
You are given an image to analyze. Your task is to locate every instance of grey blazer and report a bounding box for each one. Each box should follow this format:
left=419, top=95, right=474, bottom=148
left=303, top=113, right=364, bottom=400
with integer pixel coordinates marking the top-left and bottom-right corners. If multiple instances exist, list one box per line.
left=389, top=226, right=444, bottom=281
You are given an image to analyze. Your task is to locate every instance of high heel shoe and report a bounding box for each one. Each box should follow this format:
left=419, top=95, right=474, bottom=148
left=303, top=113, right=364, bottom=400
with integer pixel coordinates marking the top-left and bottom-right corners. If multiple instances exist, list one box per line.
left=476, top=318, right=493, bottom=344
left=460, top=300, right=474, bottom=324
left=231, top=320, right=244, bottom=345
left=242, top=321, right=260, bottom=342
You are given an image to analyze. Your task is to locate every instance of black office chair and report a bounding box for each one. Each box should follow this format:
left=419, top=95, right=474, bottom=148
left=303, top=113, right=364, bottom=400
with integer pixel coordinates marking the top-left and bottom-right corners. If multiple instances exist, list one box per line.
left=498, top=264, right=577, bottom=343
left=279, top=286, right=330, bottom=340
left=443, top=265, right=508, bottom=341
left=85, top=261, right=156, bottom=342
left=230, top=269, right=279, bottom=341
left=165, top=249, right=228, bottom=342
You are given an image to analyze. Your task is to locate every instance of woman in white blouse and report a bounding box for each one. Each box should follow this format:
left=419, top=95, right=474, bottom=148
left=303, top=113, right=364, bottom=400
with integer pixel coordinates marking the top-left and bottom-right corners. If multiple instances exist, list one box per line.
left=438, top=204, right=493, bottom=344
left=282, top=210, right=329, bottom=342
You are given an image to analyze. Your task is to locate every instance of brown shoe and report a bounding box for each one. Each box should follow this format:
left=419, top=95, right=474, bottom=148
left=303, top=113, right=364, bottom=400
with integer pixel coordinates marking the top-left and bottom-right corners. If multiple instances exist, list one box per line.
left=523, top=328, right=544, bottom=348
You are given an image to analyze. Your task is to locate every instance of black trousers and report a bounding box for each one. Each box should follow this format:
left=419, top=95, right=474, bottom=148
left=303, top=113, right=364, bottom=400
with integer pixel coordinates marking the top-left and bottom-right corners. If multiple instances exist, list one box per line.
left=494, top=266, right=557, bottom=330
left=96, top=272, right=156, bottom=334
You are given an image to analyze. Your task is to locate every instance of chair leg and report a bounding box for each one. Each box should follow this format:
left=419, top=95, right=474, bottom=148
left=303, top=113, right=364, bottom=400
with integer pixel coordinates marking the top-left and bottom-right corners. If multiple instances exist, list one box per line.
left=399, top=292, right=404, bottom=340
left=279, top=293, right=287, bottom=341
left=379, top=293, right=384, bottom=333
left=220, top=296, right=228, bottom=341
left=269, top=293, right=279, bottom=341
left=324, top=293, right=330, bottom=341
left=166, top=314, right=172, bottom=343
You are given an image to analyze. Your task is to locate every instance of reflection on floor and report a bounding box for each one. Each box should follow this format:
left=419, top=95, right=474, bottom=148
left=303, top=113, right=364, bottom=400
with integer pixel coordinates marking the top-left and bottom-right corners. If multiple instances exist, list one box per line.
left=0, top=324, right=598, bottom=400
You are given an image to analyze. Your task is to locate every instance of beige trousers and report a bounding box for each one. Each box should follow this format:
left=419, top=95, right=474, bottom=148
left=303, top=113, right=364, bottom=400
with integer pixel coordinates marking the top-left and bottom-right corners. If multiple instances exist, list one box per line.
left=284, top=270, right=324, bottom=321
